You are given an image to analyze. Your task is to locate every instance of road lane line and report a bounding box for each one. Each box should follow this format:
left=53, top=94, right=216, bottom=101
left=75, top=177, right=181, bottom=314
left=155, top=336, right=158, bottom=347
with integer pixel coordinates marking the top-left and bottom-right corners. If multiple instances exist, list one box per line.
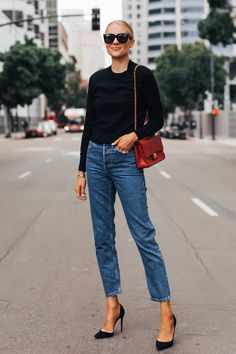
left=191, top=197, right=218, bottom=216
left=67, top=151, right=80, bottom=156
left=160, top=170, right=171, bottom=179
left=18, top=171, right=32, bottom=179
left=45, top=158, right=52, bottom=163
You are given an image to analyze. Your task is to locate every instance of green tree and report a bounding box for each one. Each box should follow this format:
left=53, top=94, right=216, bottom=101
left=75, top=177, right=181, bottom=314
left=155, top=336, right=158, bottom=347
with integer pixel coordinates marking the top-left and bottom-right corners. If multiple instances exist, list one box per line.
left=154, top=43, right=226, bottom=116
left=0, top=37, right=66, bottom=136
left=64, top=64, right=87, bottom=108
left=0, top=38, right=41, bottom=136
left=198, top=0, right=236, bottom=46
left=37, top=46, right=66, bottom=114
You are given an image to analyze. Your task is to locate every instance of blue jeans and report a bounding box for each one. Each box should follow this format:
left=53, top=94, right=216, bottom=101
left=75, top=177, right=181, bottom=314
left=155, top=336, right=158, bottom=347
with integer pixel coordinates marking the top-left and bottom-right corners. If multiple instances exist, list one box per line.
left=86, top=141, right=171, bottom=302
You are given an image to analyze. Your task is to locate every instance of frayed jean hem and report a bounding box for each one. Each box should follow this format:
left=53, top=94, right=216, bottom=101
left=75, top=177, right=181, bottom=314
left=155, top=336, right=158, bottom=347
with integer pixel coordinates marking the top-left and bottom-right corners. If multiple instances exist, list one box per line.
left=150, top=295, right=171, bottom=303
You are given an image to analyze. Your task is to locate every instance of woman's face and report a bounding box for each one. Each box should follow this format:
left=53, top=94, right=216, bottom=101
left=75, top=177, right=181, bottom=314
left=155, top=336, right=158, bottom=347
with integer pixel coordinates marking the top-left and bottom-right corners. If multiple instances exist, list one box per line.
left=104, top=23, right=135, bottom=59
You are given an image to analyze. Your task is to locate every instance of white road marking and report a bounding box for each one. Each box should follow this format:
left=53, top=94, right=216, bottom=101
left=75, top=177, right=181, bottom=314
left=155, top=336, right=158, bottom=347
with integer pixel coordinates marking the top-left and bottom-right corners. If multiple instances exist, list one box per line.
left=18, top=171, right=32, bottom=179
left=160, top=170, right=171, bottom=179
left=67, top=151, right=80, bottom=156
left=72, top=137, right=81, bottom=141
left=191, top=198, right=218, bottom=217
left=16, top=147, right=55, bottom=152
left=45, top=158, right=52, bottom=163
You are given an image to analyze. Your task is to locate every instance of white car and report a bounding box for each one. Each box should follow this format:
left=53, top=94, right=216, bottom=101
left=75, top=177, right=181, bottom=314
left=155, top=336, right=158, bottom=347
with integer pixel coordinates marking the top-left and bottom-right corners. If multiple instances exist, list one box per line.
left=41, top=121, right=53, bottom=136
left=46, top=120, right=57, bottom=135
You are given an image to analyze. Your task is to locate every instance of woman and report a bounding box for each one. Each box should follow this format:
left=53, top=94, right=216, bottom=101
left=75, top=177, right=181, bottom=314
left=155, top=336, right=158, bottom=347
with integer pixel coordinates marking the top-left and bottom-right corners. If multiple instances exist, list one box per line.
left=75, top=20, right=177, bottom=351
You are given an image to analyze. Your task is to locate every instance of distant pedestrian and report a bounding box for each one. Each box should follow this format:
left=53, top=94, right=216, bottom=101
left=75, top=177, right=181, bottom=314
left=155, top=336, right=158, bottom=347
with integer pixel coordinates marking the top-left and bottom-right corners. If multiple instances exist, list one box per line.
left=75, top=20, right=176, bottom=351
left=22, top=119, right=28, bottom=132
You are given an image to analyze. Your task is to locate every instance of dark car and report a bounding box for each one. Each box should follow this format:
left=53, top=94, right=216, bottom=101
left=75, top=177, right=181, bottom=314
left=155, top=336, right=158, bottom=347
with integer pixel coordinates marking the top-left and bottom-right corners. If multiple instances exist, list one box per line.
left=163, top=123, right=187, bottom=139
left=25, top=122, right=46, bottom=138
left=64, top=117, right=85, bottom=133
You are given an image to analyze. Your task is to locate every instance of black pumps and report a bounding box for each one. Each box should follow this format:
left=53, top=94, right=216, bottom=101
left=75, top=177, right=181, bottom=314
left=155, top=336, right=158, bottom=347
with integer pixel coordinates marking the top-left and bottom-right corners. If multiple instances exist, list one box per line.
left=94, top=304, right=125, bottom=339
left=156, top=314, right=177, bottom=351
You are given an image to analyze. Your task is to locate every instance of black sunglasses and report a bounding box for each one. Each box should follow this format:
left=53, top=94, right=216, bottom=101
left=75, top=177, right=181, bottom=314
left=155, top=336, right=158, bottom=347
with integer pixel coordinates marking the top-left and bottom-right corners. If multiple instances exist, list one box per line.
left=103, top=33, right=133, bottom=44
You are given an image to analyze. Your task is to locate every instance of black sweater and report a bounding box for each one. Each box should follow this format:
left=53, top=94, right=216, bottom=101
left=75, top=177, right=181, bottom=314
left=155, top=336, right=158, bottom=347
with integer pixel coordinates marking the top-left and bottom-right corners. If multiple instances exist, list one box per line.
left=78, top=60, right=164, bottom=171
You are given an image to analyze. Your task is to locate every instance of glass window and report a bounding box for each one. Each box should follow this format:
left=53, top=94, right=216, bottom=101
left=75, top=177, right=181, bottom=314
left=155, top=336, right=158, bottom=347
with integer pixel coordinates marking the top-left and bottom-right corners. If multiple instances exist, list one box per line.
left=149, top=8, right=161, bottom=15
left=149, top=20, right=161, bottom=27
left=148, top=45, right=161, bottom=51
left=148, top=57, right=156, bottom=63
left=164, top=32, right=175, bottom=37
left=27, top=15, right=33, bottom=31
left=148, top=32, right=161, bottom=39
left=181, top=7, right=204, bottom=13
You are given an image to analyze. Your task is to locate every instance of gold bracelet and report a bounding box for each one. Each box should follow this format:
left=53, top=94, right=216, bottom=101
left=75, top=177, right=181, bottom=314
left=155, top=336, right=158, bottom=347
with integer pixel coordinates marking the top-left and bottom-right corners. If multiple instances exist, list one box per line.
left=77, top=173, right=86, bottom=178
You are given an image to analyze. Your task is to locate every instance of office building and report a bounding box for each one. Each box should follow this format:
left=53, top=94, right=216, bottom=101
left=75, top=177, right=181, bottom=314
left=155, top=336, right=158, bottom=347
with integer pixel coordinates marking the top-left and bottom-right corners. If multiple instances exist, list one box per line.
left=123, top=0, right=207, bottom=69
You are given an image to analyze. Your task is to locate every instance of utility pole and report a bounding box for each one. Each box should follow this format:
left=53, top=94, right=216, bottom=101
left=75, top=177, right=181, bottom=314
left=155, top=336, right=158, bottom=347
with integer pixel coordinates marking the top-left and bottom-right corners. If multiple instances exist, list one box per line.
left=210, top=46, right=216, bottom=140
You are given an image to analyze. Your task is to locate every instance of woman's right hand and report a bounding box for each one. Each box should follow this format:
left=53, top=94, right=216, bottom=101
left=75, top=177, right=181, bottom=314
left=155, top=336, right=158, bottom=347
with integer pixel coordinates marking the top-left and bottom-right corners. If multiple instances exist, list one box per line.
left=75, top=175, right=87, bottom=201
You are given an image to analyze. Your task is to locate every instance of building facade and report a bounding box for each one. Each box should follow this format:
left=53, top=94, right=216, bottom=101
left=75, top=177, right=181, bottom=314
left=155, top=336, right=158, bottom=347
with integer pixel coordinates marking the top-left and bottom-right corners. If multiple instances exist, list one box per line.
left=62, top=9, right=105, bottom=81
left=0, top=0, right=49, bottom=133
left=0, top=0, right=48, bottom=48
left=47, top=0, right=58, bottom=49
left=123, top=0, right=207, bottom=69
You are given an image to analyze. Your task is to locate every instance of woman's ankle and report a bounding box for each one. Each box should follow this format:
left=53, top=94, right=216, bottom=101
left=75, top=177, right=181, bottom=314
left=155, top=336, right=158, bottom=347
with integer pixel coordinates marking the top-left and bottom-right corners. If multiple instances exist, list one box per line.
left=105, top=296, right=120, bottom=309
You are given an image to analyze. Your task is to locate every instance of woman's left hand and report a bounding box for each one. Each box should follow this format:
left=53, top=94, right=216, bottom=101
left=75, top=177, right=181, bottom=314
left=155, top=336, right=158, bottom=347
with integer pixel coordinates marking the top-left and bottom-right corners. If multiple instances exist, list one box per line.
left=112, top=132, right=138, bottom=153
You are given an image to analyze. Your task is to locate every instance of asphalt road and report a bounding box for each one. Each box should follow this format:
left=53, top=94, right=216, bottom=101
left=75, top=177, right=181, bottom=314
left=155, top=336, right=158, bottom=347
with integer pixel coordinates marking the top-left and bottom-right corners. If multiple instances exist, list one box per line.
left=0, top=131, right=236, bottom=354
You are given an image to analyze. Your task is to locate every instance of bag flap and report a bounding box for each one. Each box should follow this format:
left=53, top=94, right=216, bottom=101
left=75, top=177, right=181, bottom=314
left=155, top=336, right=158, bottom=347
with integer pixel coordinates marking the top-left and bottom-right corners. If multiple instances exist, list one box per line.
left=137, top=135, right=164, bottom=158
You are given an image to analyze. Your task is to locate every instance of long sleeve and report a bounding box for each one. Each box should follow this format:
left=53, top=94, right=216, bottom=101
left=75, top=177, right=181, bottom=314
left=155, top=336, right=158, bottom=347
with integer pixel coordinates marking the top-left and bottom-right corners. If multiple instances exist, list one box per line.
left=78, top=76, right=96, bottom=172
left=134, top=67, right=164, bottom=139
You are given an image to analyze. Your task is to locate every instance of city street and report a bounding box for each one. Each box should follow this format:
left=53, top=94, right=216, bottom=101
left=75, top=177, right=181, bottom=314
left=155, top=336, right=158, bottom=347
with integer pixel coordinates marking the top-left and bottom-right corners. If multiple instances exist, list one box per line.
left=0, top=130, right=236, bottom=354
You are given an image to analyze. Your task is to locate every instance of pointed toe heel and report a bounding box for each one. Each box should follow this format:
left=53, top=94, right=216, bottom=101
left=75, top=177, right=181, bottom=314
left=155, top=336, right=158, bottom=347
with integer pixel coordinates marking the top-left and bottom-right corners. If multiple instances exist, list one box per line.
left=156, top=314, right=177, bottom=351
left=94, top=304, right=125, bottom=339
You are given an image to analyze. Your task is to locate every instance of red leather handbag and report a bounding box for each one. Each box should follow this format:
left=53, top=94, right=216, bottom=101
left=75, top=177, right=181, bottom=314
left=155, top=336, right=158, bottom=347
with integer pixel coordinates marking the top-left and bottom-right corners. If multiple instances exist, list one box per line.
left=133, top=65, right=165, bottom=169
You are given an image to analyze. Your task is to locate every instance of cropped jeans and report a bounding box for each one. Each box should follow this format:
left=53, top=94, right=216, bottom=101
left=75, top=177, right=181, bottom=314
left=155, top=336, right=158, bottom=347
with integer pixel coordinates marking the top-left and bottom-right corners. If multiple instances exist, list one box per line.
left=86, top=141, right=171, bottom=302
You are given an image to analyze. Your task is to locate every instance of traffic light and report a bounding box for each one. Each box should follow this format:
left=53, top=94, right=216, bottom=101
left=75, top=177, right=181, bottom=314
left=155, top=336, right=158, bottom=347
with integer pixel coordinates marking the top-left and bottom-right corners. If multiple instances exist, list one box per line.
left=197, top=94, right=204, bottom=111
left=92, top=8, right=100, bottom=31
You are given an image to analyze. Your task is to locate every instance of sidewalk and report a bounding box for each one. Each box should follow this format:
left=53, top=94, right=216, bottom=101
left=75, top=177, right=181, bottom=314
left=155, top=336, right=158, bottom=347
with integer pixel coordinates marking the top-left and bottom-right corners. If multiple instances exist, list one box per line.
left=0, top=131, right=25, bottom=140
left=189, top=135, right=236, bottom=147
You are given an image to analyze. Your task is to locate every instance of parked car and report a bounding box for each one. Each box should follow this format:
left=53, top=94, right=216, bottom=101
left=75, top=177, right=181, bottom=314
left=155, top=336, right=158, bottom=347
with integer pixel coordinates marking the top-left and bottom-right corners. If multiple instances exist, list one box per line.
left=64, top=117, right=85, bottom=133
left=46, top=120, right=57, bottom=135
left=42, top=121, right=53, bottom=136
left=163, top=123, right=187, bottom=139
left=25, top=121, right=53, bottom=138
left=25, top=122, right=46, bottom=138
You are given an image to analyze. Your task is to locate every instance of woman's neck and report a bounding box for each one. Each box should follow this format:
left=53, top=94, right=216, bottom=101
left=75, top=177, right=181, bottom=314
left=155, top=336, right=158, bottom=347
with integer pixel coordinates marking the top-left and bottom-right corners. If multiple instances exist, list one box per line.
left=111, top=56, right=130, bottom=73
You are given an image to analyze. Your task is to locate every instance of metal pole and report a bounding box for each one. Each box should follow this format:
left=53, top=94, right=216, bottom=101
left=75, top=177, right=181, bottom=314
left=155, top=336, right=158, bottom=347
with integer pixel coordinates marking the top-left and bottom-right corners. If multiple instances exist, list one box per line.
left=199, top=110, right=203, bottom=139
left=0, top=13, right=89, bottom=28
left=210, top=46, right=216, bottom=140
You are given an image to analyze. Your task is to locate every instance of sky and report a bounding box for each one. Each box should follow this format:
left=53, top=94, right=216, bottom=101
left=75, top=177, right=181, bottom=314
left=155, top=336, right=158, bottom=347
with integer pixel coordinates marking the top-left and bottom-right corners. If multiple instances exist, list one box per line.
left=58, top=0, right=123, bottom=33
left=58, top=0, right=123, bottom=66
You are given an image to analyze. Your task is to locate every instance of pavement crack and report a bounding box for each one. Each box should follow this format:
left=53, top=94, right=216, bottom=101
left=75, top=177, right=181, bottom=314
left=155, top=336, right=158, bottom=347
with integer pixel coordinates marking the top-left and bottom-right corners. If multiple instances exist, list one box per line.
left=0, top=208, right=44, bottom=265
left=149, top=191, right=215, bottom=282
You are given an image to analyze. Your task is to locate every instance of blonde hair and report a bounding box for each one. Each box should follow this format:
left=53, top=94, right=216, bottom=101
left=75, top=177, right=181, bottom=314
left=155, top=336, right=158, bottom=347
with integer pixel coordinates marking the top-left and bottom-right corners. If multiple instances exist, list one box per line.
left=105, top=20, right=134, bottom=39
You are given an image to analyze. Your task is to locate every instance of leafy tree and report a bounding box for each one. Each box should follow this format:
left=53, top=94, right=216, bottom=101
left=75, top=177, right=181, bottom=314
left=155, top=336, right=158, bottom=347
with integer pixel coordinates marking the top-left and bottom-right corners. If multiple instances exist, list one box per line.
left=198, top=0, right=236, bottom=46
left=154, top=43, right=226, bottom=115
left=37, top=46, right=66, bottom=114
left=0, top=37, right=66, bottom=135
left=0, top=38, right=41, bottom=136
left=0, top=38, right=41, bottom=109
left=64, top=64, right=87, bottom=108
